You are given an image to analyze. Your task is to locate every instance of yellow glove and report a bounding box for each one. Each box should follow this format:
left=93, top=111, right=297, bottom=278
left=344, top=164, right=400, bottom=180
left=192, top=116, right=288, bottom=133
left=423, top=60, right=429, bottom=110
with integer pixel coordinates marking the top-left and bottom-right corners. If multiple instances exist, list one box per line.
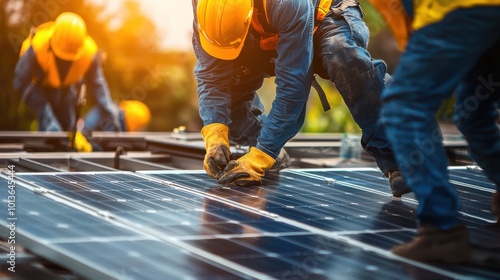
left=218, top=147, right=275, bottom=186
left=201, top=123, right=231, bottom=179
left=69, top=131, right=93, bottom=153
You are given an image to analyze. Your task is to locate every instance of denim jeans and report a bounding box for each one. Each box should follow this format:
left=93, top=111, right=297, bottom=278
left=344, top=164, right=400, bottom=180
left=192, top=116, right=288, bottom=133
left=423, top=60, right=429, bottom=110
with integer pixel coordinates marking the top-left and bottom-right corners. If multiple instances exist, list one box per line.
left=313, top=5, right=398, bottom=174
left=83, top=104, right=126, bottom=133
left=381, top=7, right=500, bottom=229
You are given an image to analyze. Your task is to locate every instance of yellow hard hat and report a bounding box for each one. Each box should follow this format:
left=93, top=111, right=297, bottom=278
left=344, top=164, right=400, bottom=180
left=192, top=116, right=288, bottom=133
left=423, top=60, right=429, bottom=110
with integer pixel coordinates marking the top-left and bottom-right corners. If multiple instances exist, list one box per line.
left=119, top=100, right=151, bottom=132
left=197, top=0, right=254, bottom=60
left=50, top=12, right=88, bottom=61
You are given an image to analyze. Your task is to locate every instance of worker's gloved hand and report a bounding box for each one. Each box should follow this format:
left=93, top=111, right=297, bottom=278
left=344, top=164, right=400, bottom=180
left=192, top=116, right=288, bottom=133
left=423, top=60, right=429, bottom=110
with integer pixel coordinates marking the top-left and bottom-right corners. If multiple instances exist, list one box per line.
left=218, top=147, right=275, bottom=186
left=69, top=131, right=93, bottom=152
left=201, top=123, right=231, bottom=179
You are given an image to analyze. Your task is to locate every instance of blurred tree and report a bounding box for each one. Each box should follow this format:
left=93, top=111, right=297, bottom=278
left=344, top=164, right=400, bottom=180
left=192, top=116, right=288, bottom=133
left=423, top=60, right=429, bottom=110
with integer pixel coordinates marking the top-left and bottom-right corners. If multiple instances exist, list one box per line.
left=0, top=0, right=34, bottom=130
left=0, top=0, right=201, bottom=132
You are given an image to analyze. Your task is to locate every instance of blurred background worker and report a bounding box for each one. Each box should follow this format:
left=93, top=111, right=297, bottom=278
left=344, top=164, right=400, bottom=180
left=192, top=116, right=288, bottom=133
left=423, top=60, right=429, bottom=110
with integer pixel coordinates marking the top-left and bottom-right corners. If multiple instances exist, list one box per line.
left=192, top=0, right=411, bottom=196
left=82, top=100, right=152, bottom=133
left=13, top=12, right=121, bottom=151
left=381, top=0, right=500, bottom=263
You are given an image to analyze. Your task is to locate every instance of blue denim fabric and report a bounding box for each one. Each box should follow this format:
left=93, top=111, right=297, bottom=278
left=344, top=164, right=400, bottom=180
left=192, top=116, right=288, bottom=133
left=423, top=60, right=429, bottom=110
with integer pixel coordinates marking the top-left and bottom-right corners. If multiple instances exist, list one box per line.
left=313, top=5, right=398, bottom=174
left=381, top=7, right=500, bottom=229
left=193, top=0, right=315, bottom=159
left=13, top=47, right=120, bottom=132
left=82, top=104, right=126, bottom=133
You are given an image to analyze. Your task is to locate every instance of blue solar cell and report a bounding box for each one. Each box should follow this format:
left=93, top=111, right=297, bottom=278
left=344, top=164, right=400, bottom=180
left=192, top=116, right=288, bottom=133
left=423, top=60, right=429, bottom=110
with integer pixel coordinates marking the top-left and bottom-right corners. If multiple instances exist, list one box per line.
left=2, top=167, right=498, bottom=279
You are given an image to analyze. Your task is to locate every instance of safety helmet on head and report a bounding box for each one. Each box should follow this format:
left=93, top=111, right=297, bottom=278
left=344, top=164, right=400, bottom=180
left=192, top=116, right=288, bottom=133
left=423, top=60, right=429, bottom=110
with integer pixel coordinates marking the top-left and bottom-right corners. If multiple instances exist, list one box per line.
left=119, top=100, right=151, bottom=132
left=50, top=12, right=88, bottom=61
left=197, top=0, right=254, bottom=60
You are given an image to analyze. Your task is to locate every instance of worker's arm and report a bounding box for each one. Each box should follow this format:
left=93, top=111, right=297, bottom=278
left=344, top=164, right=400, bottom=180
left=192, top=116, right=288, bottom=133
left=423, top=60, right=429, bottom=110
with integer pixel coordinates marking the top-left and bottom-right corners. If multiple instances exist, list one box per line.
left=192, top=3, right=235, bottom=177
left=13, top=47, right=35, bottom=95
left=13, top=47, right=46, bottom=107
left=85, top=54, right=121, bottom=131
left=192, top=34, right=233, bottom=126
left=219, top=0, right=314, bottom=186
left=256, top=0, right=314, bottom=158
left=13, top=47, right=62, bottom=131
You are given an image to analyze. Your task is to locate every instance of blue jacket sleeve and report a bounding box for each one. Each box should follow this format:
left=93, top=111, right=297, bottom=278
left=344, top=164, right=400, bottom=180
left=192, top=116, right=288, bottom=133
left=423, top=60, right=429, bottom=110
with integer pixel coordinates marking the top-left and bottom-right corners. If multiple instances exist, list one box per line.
left=13, top=47, right=63, bottom=131
left=13, top=48, right=35, bottom=94
left=192, top=19, right=234, bottom=127
left=85, top=54, right=122, bottom=131
left=192, top=0, right=314, bottom=158
left=256, top=0, right=315, bottom=158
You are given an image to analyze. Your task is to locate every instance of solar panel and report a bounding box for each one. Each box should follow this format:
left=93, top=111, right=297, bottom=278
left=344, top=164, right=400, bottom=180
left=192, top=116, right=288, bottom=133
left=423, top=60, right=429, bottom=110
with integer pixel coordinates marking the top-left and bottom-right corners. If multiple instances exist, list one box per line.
left=0, top=180, right=244, bottom=279
left=1, top=167, right=499, bottom=279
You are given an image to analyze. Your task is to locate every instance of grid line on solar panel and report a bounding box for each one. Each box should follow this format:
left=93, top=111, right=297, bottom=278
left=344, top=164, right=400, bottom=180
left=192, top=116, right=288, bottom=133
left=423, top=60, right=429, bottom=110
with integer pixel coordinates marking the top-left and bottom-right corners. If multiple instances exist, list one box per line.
left=5, top=170, right=495, bottom=279
left=0, top=176, right=277, bottom=279
left=140, top=171, right=418, bottom=235
left=184, top=234, right=465, bottom=280
left=12, top=171, right=419, bottom=238
left=13, top=173, right=309, bottom=239
left=292, top=169, right=411, bottom=198
left=295, top=168, right=498, bottom=224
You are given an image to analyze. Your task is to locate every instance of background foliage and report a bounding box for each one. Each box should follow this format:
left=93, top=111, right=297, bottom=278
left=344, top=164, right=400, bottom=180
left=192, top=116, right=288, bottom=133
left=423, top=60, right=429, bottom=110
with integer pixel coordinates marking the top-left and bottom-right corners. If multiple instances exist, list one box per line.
left=0, top=0, right=450, bottom=133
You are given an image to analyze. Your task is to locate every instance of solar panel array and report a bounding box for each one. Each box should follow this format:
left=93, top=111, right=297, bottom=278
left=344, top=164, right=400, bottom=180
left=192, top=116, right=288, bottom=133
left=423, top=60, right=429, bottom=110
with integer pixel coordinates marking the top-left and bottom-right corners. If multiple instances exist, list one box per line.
left=1, top=167, right=499, bottom=279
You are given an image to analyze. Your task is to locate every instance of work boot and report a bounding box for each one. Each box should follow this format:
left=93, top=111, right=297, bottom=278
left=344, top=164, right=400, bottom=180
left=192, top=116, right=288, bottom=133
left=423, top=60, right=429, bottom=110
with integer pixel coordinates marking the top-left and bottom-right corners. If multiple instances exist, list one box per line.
left=386, top=170, right=412, bottom=198
left=493, top=191, right=500, bottom=224
left=392, top=225, right=471, bottom=263
left=268, top=148, right=291, bottom=173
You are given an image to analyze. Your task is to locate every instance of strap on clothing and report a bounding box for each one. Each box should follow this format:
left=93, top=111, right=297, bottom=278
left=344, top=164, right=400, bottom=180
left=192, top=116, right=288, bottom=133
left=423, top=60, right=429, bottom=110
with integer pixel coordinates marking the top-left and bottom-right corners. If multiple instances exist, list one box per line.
left=312, top=75, right=330, bottom=112
left=332, top=0, right=365, bottom=19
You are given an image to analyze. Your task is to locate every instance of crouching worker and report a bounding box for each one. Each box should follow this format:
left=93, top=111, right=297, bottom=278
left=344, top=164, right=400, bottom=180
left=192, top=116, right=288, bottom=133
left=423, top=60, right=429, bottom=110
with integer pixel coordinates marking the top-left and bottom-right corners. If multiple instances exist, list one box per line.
left=13, top=12, right=121, bottom=152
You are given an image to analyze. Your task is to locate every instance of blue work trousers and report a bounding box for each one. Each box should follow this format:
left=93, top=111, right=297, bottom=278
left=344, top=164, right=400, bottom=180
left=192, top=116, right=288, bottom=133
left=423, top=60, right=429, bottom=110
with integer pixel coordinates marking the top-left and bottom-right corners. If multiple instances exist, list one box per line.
left=381, top=7, right=500, bottom=229
left=314, top=5, right=398, bottom=174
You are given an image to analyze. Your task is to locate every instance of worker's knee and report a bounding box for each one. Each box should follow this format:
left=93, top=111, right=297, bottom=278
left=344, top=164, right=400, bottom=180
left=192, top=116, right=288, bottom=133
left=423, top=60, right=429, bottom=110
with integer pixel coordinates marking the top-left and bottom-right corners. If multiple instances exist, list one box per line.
left=322, top=46, right=373, bottom=82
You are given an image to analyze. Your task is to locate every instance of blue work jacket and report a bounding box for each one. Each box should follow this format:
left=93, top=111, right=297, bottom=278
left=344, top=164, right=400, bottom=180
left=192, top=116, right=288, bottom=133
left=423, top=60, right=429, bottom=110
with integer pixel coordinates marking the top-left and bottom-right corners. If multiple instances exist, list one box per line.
left=13, top=47, right=119, bottom=132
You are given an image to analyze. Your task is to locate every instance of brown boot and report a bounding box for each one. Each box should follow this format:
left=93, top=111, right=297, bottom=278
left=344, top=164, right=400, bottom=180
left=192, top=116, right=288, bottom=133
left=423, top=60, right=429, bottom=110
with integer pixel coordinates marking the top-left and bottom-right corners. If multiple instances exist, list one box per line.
left=392, top=225, right=471, bottom=263
left=493, top=192, right=500, bottom=224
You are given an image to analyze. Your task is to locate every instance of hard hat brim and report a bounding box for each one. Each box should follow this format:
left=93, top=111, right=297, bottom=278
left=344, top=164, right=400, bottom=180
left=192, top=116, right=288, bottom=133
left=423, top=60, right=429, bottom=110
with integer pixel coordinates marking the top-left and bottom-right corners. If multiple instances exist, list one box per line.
left=198, top=31, right=244, bottom=61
